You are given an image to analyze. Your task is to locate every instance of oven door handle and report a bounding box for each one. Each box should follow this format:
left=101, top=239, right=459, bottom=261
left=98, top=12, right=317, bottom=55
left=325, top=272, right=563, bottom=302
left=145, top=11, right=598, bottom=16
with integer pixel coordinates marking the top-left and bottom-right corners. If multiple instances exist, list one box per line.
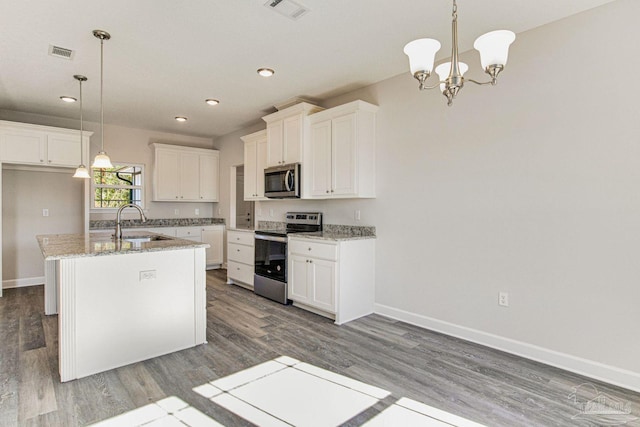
left=285, top=170, right=293, bottom=192
left=255, top=234, right=287, bottom=243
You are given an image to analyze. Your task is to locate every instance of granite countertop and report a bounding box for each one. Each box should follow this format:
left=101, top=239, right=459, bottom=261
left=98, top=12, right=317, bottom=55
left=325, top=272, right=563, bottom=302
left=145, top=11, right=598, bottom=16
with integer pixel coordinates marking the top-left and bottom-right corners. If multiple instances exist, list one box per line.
left=36, top=232, right=209, bottom=260
left=227, top=227, right=255, bottom=232
left=90, top=217, right=225, bottom=230
left=290, top=231, right=376, bottom=241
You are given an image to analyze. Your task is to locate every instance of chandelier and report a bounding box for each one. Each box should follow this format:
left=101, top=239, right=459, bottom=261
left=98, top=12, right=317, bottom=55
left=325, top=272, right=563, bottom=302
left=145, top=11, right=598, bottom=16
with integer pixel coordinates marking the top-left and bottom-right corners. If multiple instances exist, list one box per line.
left=403, top=0, right=515, bottom=106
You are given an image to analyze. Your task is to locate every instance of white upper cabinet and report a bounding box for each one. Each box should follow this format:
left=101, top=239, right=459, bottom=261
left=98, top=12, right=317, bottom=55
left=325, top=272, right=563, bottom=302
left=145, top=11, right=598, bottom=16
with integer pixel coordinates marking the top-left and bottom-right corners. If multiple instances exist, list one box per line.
left=304, top=100, right=378, bottom=199
left=0, top=120, right=91, bottom=168
left=262, top=102, right=324, bottom=168
left=241, top=130, right=268, bottom=201
left=152, top=143, right=219, bottom=202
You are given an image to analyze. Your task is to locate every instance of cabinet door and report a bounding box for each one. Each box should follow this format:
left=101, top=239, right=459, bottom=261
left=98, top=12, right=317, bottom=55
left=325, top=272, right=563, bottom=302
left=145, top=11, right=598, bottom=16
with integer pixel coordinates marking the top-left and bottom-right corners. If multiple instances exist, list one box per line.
left=255, top=138, right=268, bottom=198
left=331, top=113, right=357, bottom=196
left=155, top=149, right=180, bottom=200
left=180, top=152, right=200, bottom=201
left=289, top=254, right=310, bottom=303
left=283, top=114, right=302, bottom=164
left=47, top=134, right=81, bottom=167
left=309, top=258, right=336, bottom=313
left=266, top=121, right=283, bottom=167
left=202, top=227, right=223, bottom=266
left=309, top=120, right=332, bottom=197
left=0, top=130, right=45, bottom=164
left=199, top=153, right=219, bottom=201
left=244, top=140, right=258, bottom=200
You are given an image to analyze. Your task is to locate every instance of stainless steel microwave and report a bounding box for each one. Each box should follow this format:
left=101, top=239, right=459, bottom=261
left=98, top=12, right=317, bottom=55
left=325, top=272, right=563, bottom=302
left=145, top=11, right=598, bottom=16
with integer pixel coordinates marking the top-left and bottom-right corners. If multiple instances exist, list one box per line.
left=264, top=163, right=300, bottom=199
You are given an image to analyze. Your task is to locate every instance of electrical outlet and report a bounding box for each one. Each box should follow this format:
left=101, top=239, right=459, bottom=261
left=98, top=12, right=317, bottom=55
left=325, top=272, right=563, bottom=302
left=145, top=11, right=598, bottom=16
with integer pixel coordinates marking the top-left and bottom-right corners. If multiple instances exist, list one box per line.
left=499, top=292, right=509, bottom=307
left=42, top=209, right=49, bottom=217
left=355, top=210, right=361, bottom=221
left=218, top=208, right=221, bottom=215
left=195, top=208, right=200, bottom=216
left=269, top=208, right=274, bottom=217
left=139, top=270, right=156, bottom=281
left=174, top=209, right=179, bottom=216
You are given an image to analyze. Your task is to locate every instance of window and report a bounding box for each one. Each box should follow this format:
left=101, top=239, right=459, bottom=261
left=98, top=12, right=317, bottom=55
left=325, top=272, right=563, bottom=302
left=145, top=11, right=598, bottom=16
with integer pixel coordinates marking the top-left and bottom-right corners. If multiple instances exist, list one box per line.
left=91, top=164, right=144, bottom=209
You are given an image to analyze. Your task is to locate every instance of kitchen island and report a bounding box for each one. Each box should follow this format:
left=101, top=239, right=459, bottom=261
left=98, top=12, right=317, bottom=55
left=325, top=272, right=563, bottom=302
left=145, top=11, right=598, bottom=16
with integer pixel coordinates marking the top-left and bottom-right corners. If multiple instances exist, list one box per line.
left=36, top=232, right=208, bottom=382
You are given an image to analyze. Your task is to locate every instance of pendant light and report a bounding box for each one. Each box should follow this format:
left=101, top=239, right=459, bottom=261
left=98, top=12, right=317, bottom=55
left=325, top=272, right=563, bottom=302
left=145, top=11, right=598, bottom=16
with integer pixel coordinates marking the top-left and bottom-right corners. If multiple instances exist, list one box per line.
left=91, top=30, right=114, bottom=169
left=72, top=75, right=91, bottom=178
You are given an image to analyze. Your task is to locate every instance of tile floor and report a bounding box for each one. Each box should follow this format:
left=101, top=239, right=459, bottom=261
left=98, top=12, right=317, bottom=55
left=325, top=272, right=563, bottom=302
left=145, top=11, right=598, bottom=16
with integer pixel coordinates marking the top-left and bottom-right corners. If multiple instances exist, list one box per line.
left=89, top=356, right=485, bottom=427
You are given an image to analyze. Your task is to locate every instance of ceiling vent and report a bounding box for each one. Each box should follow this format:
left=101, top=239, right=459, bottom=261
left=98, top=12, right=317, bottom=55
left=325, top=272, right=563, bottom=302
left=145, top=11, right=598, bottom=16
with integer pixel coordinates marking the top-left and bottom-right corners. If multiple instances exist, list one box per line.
left=264, top=0, right=309, bottom=20
left=48, top=45, right=75, bottom=60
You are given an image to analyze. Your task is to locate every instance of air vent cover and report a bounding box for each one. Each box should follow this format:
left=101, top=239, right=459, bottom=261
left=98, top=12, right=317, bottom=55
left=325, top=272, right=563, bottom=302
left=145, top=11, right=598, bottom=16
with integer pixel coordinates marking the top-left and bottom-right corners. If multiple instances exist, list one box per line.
left=49, top=45, right=75, bottom=60
left=264, top=0, right=309, bottom=20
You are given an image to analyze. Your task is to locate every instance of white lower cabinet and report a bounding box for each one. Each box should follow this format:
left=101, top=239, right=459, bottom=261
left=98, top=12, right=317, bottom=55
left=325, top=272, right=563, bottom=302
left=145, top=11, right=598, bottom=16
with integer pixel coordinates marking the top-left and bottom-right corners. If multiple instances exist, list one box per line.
left=288, top=236, right=375, bottom=325
left=201, top=226, right=224, bottom=267
left=176, top=225, right=224, bottom=269
left=227, top=229, right=255, bottom=288
left=95, top=225, right=223, bottom=269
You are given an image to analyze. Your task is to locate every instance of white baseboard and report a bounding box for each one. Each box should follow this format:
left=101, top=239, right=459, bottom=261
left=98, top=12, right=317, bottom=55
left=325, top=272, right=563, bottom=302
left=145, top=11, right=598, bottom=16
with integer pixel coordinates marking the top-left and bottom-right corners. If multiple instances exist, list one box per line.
left=374, top=303, right=640, bottom=393
left=3, top=276, right=45, bottom=289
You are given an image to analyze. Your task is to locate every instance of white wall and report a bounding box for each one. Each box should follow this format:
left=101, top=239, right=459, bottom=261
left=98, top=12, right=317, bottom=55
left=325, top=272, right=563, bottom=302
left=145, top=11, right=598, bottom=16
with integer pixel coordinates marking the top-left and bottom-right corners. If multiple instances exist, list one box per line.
left=2, top=168, right=84, bottom=285
left=215, top=0, right=640, bottom=390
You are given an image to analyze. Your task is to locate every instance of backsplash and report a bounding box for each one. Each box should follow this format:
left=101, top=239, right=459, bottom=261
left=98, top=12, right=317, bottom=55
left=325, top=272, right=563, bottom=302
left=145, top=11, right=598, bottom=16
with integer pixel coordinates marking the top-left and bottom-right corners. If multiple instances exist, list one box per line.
left=257, top=221, right=375, bottom=236
left=90, top=217, right=225, bottom=230
left=323, top=224, right=375, bottom=237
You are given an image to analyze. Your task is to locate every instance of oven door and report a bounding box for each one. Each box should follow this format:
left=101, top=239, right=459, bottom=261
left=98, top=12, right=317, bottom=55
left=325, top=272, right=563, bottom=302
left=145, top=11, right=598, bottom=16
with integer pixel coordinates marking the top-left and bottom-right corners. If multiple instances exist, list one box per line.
left=254, top=234, right=287, bottom=283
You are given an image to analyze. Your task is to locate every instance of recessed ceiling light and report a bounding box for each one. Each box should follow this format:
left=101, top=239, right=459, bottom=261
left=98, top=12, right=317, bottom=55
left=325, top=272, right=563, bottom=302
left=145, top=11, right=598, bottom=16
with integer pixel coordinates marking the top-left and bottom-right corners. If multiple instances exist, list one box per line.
left=257, top=68, right=275, bottom=77
left=60, top=96, right=77, bottom=103
left=205, top=99, right=220, bottom=106
left=175, top=116, right=188, bottom=122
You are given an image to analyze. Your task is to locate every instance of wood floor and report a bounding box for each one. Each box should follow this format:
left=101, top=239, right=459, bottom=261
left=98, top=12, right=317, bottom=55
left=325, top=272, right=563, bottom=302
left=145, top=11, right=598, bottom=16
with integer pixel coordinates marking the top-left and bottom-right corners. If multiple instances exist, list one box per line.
left=1, top=270, right=639, bottom=426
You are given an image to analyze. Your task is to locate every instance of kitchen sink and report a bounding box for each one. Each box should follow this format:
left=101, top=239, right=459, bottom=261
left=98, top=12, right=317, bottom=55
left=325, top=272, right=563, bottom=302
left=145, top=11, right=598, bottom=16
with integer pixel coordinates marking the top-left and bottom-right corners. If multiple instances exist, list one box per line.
left=122, top=235, right=174, bottom=243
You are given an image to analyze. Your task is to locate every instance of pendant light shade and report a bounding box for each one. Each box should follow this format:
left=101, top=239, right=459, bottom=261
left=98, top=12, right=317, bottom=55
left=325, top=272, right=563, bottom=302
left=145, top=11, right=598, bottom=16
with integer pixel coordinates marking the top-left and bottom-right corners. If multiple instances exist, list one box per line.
left=73, top=166, right=91, bottom=179
left=403, top=38, right=441, bottom=76
left=473, top=30, right=516, bottom=69
left=73, top=75, right=91, bottom=179
left=91, top=29, right=113, bottom=170
left=92, top=152, right=113, bottom=169
left=435, top=61, right=468, bottom=92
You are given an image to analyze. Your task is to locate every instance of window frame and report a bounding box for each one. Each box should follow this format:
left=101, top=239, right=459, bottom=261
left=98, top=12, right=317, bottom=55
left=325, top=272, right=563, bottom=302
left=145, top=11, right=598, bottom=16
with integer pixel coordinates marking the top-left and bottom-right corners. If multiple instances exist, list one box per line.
left=90, top=162, right=145, bottom=212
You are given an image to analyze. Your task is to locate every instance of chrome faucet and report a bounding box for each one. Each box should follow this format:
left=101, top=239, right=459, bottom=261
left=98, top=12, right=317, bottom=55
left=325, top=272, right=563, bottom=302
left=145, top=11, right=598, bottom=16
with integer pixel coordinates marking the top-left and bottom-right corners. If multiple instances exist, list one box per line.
left=115, top=203, right=147, bottom=240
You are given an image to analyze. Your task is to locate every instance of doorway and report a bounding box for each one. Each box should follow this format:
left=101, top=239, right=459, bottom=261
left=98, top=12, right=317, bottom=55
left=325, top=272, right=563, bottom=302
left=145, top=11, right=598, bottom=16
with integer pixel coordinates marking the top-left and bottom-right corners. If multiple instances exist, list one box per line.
left=234, top=166, right=254, bottom=229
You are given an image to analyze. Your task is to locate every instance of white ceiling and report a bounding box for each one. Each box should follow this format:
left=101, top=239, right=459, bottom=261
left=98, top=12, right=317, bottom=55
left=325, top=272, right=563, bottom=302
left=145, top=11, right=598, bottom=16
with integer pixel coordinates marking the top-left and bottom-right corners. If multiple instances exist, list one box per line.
left=0, top=0, right=616, bottom=138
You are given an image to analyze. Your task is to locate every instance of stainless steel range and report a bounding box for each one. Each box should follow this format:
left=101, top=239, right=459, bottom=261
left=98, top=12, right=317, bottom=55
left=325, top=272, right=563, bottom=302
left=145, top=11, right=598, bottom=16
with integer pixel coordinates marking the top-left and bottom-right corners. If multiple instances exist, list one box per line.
left=254, top=212, right=323, bottom=304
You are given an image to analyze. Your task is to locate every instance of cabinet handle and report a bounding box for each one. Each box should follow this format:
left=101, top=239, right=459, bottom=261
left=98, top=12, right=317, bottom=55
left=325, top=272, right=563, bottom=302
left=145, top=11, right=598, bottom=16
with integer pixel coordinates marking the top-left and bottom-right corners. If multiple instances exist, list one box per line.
left=331, top=189, right=334, bottom=193
left=326, top=190, right=329, bottom=194
left=237, top=249, right=240, bottom=252
left=308, top=247, right=312, bottom=251
left=40, top=159, right=44, bottom=163
left=181, top=196, right=184, bottom=199
left=200, top=196, right=203, bottom=199
left=175, top=196, right=179, bottom=199
left=309, top=260, right=313, bottom=263
left=48, top=160, right=52, bottom=164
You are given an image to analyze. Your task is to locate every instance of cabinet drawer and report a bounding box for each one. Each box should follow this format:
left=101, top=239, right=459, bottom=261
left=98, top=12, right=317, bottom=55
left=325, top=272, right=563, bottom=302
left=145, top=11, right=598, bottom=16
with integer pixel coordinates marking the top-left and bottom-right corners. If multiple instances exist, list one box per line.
left=176, top=227, right=201, bottom=239
left=227, top=260, right=254, bottom=285
left=228, top=243, right=254, bottom=265
left=228, top=230, right=255, bottom=247
left=289, top=239, right=338, bottom=261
